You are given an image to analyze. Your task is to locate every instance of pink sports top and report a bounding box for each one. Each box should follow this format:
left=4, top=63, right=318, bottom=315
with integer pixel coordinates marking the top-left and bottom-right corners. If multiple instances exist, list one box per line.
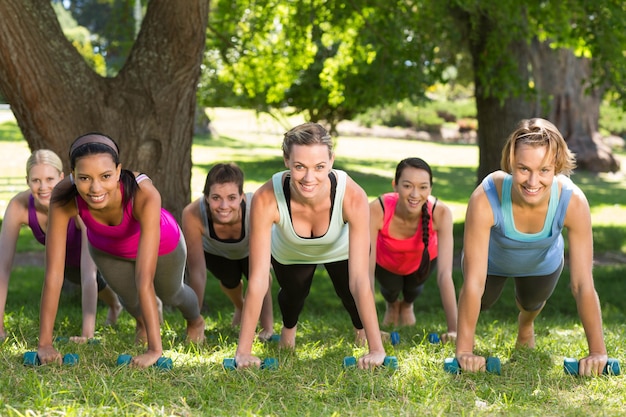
left=376, top=193, right=438, bottom=276
left=28, top=194, right=82, bottom=268
left=76, top=178, right=180, bottom=259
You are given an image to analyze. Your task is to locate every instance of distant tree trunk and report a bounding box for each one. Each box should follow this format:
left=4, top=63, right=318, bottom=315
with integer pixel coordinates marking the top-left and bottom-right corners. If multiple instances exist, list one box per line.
left=0, top=0, right=210, bottom=220
left=463, top=13, right=533, bottom=183
left=529, top=39, right=620, bottom=173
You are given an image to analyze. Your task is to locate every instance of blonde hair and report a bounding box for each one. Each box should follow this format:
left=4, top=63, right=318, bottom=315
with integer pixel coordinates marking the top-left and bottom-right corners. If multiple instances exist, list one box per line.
left=500, top=118, right=576, bottom=176
left=26, top=149, right=63, bottom=178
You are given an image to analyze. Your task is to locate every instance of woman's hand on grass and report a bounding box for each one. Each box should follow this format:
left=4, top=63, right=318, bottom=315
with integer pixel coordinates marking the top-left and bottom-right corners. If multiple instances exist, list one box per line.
left=37, top=345, right=62, bottom=365
left=579, top=353, right=609, bottom=376
left=456, top=352, right=486, bottom=372
left=234, top=353, right=261, bottom=369
left=358, top=350, right=386, bottom=369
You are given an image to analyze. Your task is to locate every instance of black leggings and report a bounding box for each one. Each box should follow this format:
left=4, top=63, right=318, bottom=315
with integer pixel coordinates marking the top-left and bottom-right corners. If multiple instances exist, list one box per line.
left=271, top=258, right=363, bottom=330
left=204, top=252, right=249, bottom=289
left=481, top=259, right=564, bottom=312
left=376, top=258, right=438, bottom=304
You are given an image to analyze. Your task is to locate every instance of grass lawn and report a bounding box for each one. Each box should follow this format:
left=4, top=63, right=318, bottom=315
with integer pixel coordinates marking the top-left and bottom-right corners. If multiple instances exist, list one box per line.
left=0, top=109, right=625, bottom=416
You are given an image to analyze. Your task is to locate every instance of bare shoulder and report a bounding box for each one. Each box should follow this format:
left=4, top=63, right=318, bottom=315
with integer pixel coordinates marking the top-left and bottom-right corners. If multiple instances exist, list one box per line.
left=431, top=195, right=453, bottom=225
left=182, top=198, right=202, bottom=223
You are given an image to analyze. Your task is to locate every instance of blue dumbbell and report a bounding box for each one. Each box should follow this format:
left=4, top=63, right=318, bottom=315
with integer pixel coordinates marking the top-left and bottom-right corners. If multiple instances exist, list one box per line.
left=390, top=331, right=400, bottom=346
left=116, top=354, right=173, bottom=370
left=564, top=357, right=621, bottom=376
left=263, top=334, right=280, bottom=343
left=444, top=357, right=501, bottom=375
left=342, top=355, right=398, bottom=370
left=428, top=332, right=440, bottom=344
left=23, top=351, right=79, bottom=366
left=222, top=357, right=278, bottom=370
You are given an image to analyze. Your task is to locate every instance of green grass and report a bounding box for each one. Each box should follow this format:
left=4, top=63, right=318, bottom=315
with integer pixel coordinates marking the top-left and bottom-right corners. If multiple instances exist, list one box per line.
left=0, top=110, right=626, bottom=416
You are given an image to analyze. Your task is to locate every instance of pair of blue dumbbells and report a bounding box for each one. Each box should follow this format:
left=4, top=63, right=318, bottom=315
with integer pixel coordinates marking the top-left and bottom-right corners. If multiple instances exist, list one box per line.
left=443, top=356, right=621, bottom=375
left=388, top=331, right=440, bottom=346
left=23, top=351, right=172, bottom=369
left=342, top=355, right=398, bottom=370
left=223, top=357, right=279, bottom=370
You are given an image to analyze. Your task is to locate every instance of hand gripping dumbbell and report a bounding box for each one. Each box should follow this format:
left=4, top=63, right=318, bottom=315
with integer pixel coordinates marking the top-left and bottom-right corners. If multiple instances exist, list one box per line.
left=23, top=351, right=79, bottom=366
left=116, top=354, right=173, bottom=370
left=563, top=357, right=620, bottom=376
left=444, top=356, right=501, bottom=375
left=342, top=355, right=398, bottom=370
left=222, top=357, right=278, bottom=370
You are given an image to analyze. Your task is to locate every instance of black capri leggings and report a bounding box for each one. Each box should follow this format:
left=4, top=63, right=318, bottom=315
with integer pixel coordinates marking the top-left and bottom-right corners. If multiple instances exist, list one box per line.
left=481, top=259, right=564, bottom=312
left=376, top=258, right=438, bottom=304
left=271, top=257, right=363, bottom=330
left=204, top=252, right=249, bottom=289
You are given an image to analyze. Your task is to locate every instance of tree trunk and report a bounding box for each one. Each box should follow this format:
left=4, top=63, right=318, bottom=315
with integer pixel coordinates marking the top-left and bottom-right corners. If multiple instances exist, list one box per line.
left=529, top=39, right=620, bottom=173
left=464, top=13, right=533, bottom=183
left=0, top=0, right=210, bottom=220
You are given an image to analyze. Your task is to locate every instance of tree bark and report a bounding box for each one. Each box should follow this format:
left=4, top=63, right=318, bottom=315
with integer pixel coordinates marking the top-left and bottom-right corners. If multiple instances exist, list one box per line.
left=464, top=13, right=533, bottom=183
left=0, top=0, right=210, bottom=220
left=529, top=39, right=620, bottom=173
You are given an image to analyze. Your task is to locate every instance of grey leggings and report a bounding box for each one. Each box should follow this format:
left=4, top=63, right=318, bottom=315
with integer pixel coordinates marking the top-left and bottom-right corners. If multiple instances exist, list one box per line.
left=481, top=259, right=564, bottom=312
left=88, top=239, right=200, bottom=321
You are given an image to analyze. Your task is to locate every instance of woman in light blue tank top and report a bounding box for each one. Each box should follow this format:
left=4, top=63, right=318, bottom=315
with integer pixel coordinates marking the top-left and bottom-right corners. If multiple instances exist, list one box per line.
left=456, top=118, right=609, bottom=376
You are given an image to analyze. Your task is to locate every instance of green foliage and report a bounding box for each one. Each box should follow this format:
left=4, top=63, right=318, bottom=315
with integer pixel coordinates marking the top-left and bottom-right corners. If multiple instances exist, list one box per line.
left=54, top=0, right=140, bottom=75
left=203, top=0, right=452, bottom=130
left=52, top=1, right=107, bottom=76
left=600, top=99, right=626, bottom=137
left=355, top=98, right=476, bottom=132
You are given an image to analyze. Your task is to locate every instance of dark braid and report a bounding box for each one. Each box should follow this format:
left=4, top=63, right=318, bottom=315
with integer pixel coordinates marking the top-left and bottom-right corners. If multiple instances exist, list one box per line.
left=418, top=199, right=431, bottom=276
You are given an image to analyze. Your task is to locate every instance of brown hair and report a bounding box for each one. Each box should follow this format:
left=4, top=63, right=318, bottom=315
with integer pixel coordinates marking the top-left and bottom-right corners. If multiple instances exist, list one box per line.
left=282, top=122, right=333, bottom=160
left=203, top=163, right=244, bottom=196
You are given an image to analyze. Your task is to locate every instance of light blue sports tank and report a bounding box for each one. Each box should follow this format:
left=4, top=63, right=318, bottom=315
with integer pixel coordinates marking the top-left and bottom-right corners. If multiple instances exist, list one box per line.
left=483, top=173, right=574, bottom=276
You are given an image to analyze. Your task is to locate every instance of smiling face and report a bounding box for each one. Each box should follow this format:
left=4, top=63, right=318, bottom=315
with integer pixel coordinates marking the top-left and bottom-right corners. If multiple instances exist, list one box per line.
left=27, top=163, right=64, bottom=209
left=72, top=153, right=121, bottom=210
left=511, top=143, right=556, bottom=206
left=393, top=166, right=431, bottom=215
left=284, top=143, right=334, bottom=200
left=207, top=182, right=243, bottom=226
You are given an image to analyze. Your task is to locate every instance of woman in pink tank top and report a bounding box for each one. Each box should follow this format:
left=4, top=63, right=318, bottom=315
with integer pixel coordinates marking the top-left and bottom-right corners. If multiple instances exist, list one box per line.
left=37, top=133, right=205, bottom=369
left=369, top=157, right=457, bottom=343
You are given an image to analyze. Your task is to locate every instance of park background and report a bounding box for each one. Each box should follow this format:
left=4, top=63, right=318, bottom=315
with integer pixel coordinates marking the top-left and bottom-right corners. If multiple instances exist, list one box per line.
left=1, top=1, right=626, bottom=416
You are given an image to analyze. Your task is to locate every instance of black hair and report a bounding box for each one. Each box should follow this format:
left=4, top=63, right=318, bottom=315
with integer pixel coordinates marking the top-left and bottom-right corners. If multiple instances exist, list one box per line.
left=395, top=157, right=433, bottom=277
left=52, top=133, right=138, bottom=207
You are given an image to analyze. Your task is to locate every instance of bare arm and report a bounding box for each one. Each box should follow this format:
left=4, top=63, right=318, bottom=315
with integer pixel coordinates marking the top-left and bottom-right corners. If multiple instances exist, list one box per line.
left=344, top=177, right=386, bottom=368
left=456, top=183, right=493, bottom=371
left=75, top=215, right=98, bottom=340
left=234, top=180, right=276, bottom=367
left=38, top=179, right=76, bottom=363
left=564, top=184, right=607, bottom=376
left=432, top=199, right=457, bottom=341
left=368, top=198, right=383, bottom=292
left=0, top=191, right=30, bottom=338
left=182, top=199, right=207, bottom=310
left=132, top=179, right=164, bottom=367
